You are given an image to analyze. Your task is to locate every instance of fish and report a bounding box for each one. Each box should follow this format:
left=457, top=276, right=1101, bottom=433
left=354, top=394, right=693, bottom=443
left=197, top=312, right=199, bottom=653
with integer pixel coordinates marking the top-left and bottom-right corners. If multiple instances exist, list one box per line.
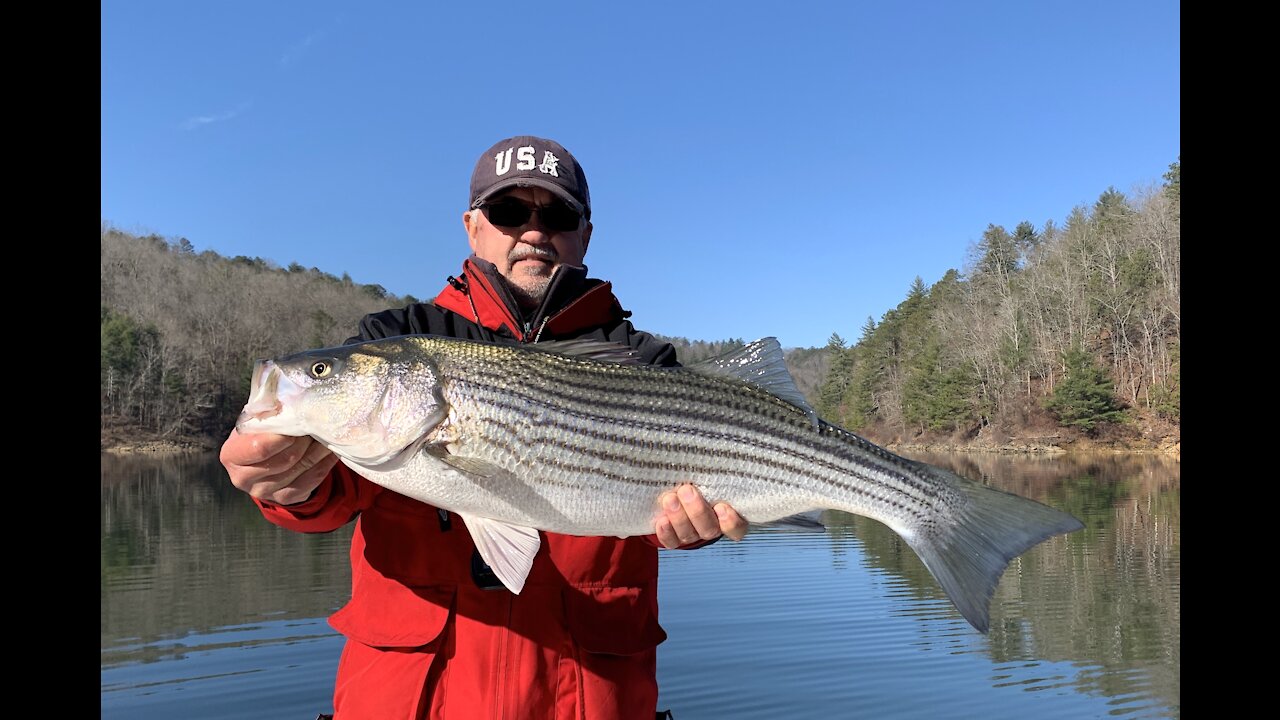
left=236, top=334, right=1083, bottom=633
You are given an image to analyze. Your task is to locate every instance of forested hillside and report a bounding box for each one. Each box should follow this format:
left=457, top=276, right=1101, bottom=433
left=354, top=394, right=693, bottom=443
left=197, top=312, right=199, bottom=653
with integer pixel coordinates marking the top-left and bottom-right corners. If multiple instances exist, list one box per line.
left=101, top=227, right=421, bottom=447
left=99, top=233, right=777, bottom=448
left=813, top=161, right=1180, bottom=451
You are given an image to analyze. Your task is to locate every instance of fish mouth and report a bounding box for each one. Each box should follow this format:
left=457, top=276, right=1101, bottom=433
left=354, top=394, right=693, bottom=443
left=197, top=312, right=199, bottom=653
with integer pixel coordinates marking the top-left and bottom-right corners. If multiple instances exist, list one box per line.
left=237, top=360, right=283, bottom=430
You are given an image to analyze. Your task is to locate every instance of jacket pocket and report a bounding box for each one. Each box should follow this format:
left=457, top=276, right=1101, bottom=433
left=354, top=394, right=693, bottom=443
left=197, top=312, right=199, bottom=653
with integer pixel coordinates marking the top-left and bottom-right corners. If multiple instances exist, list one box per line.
left=563, top=584, right=667, bottom=656
left=329, top=581, right=455, bottom=649
left=560, top=585, right=665, bottom=717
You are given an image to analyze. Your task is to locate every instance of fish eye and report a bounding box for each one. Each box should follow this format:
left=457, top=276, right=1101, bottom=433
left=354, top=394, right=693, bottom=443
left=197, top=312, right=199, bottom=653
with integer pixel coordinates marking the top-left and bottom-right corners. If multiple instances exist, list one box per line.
left=310, top=361, right=333, bottom=378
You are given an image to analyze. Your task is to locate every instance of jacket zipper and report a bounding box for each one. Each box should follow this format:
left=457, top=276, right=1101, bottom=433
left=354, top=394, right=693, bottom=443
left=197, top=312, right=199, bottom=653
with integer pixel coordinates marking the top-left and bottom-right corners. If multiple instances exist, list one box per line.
left=466, top=265, right=528, bottom=340
left=467, top=262, right=561, bottom=343
left=447, top=275, right=482, bottom=324
left=531, top=316, right=551, bottom=343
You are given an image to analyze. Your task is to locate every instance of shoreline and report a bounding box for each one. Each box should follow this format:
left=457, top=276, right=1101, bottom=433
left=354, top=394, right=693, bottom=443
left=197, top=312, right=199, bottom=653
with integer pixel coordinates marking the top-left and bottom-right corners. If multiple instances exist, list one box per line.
left=888, top=438, right=1180, bottom=457
left=101, top=439, right=217, bottom=455
left=101, top=437, right=1180, bottom=458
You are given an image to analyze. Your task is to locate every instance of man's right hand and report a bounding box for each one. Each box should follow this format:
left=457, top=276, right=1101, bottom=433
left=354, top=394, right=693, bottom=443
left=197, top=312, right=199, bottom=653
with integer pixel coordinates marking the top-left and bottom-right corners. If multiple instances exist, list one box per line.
left=220, top=429, right=338, bottom=506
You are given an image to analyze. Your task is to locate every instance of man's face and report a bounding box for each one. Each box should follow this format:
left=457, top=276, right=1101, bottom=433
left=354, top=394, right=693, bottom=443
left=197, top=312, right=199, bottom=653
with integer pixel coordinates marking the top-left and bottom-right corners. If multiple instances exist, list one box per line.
left=464, top=186, right=592, bottom=310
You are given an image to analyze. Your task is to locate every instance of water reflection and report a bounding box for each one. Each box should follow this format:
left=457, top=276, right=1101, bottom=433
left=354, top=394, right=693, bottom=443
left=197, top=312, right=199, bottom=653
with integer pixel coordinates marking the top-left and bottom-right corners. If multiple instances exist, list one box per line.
left=101, top=451, right=1179, bottom=719
left=655, top=451, right=1179, bottom=719
left=903, top=451, right=1180, bottom=716
left=100, top=452, right=354, bottom=662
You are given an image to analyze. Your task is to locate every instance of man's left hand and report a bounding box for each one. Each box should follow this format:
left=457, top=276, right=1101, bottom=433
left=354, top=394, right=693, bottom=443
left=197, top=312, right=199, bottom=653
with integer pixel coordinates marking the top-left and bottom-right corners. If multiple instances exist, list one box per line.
left=654, top=483, right=749, bottom=549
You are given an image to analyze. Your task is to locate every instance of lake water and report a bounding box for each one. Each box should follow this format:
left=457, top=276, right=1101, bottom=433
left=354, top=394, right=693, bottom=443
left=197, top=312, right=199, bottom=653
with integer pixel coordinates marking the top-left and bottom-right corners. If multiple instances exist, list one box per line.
left=101, top=451, right=1179, bottom=719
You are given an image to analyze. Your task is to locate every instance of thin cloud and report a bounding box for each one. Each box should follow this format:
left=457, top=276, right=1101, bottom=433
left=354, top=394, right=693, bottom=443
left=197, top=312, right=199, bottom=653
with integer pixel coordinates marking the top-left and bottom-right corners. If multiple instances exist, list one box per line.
left=280, top=29, right=327, bottom=66
left=181, top=102, right=251, bottom=130
left=279, top=14, right=343, bottom=67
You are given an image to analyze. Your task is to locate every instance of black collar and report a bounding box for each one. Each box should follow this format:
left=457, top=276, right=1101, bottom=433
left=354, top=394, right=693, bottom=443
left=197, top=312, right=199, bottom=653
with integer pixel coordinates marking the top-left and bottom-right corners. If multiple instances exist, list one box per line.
left=466, top=255, right=592, bottom=329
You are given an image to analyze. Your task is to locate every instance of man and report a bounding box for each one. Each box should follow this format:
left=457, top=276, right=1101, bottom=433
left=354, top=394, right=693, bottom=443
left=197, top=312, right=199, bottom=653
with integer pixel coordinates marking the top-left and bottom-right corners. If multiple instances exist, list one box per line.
left=220, top=135, right=749, bottom=719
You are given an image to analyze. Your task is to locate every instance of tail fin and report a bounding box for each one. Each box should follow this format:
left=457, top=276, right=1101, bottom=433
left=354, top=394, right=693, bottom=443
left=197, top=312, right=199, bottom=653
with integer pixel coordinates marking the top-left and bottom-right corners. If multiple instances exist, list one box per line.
left=903, top=462, right=1083, bottom=633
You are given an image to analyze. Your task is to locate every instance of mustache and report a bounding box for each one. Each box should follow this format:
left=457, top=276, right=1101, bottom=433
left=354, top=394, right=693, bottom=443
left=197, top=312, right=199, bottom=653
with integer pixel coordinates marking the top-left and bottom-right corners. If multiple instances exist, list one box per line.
left=509, top=246, right=559, bottom=264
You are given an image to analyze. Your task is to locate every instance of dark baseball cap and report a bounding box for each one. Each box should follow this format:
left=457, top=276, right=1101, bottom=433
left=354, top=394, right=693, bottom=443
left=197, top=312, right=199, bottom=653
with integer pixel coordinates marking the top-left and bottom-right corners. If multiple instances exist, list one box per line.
left=469, top=136, right=591, bottom=219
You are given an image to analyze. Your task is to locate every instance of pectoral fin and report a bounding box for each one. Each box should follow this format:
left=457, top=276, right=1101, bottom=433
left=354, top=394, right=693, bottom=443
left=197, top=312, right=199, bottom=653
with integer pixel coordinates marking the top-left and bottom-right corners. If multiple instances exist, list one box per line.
left=435, top=453, right=512, bottom=480
left=458, top=512, right=541, bottom=594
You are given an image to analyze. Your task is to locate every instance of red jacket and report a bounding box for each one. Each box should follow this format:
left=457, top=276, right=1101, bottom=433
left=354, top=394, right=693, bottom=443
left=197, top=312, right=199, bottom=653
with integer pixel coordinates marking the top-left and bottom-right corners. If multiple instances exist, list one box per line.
left=255, top=258, right=692, bottom=719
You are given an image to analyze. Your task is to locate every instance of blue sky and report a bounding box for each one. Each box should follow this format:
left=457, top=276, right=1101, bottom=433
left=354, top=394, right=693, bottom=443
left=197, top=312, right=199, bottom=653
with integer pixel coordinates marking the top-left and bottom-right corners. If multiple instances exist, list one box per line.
left=101, top=1, right=1179, bottom=350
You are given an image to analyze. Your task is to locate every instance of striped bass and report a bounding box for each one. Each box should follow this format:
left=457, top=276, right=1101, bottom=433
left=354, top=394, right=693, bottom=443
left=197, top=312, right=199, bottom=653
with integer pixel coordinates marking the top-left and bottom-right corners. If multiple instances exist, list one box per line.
left=236, top=334, right=1082, bottom=633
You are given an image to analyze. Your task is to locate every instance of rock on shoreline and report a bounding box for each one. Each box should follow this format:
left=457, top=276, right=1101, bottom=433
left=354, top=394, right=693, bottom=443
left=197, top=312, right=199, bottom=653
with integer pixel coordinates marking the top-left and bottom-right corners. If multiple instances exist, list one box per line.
left=101, top=435, right=216, bottom=455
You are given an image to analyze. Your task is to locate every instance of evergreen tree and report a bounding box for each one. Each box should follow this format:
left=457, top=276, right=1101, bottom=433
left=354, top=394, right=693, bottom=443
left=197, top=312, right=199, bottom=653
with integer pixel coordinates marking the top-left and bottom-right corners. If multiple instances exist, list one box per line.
left=1162, top=157, right=1180, bottom=202
left=844, top=316, right=889, bottom=430
left=902, top=336, right=975, bottom=433
left=931, top=366, right=976, bottom=432
left=816, top=332, right=852, bottom=420
left=901, top=339, right=938, bottom=433
left=1093, top=187, right=1133, bottom=236
left=976, top=224, right=1018, bottom=279
left=843, top=358, right=879, bottom=430
left=1044, top=348, right=1125, bottom=433
left=101, top=307, right=163, bottom=423
left=101, top=307, right=142, bottom=380
left=907, top=276, right=927, bottom=302
left=929, top=269, right=963, bottom=306
left=1012, top=220, right=1039, bottom=259
left=832, top=317, right=882, bottom=430
left=858, top=316, right=876, bottom=343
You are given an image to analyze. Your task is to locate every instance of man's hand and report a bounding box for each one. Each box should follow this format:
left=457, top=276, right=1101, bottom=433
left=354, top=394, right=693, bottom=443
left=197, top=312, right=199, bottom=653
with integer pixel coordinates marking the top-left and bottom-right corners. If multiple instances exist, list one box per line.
left=654, top=483, right=749, bottom=549
left=220, top=429, right=338, bottom=506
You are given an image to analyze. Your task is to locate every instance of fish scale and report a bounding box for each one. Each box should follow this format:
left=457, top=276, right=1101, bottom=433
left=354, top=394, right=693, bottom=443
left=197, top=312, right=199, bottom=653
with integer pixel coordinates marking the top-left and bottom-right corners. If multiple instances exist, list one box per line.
left=237, top=334, right=1084, bottom=633
left=451, top=360, right=941, bottom=532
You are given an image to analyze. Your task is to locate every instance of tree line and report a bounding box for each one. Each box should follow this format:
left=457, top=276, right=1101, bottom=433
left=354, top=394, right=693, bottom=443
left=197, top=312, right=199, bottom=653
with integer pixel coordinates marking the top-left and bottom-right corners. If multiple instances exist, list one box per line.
left=101, top=226, right=421, bottom=443
left=814, top=160, right=1180, bottom=444
left=102, top=159, right=1177, bottom=448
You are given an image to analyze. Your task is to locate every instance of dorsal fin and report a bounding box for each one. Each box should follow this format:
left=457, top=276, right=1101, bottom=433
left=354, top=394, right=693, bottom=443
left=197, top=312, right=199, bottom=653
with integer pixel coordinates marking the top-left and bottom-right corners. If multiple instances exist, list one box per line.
left=686, top=338, right=818, bottom=429
left=534, top=339, right=645, bottom=364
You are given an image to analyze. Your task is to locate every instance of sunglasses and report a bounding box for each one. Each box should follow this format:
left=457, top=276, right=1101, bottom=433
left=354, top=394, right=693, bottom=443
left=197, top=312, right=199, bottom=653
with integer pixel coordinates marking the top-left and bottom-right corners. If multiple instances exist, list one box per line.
left=481, top=197, right=583, bottom=233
